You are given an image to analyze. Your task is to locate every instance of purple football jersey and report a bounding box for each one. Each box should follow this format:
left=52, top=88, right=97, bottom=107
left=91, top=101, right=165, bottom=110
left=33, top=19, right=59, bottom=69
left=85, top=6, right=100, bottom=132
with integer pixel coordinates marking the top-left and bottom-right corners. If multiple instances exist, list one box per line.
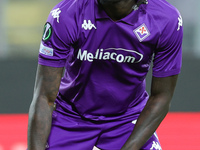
left=39, top=0, right=183, bottom=120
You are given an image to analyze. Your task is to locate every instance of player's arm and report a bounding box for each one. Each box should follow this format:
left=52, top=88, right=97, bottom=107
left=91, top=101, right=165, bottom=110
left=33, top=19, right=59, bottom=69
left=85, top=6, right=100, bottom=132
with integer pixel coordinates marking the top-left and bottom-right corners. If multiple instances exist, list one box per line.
left=121, top=75, right=178, bottom=150
left=28, top=64, right=64, bottom=150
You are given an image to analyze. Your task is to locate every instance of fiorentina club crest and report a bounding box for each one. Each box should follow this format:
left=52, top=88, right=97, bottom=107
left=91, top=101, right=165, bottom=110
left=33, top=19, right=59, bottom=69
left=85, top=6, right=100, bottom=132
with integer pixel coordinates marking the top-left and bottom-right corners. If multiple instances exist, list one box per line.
left=134, top=24, right=150, bottom=42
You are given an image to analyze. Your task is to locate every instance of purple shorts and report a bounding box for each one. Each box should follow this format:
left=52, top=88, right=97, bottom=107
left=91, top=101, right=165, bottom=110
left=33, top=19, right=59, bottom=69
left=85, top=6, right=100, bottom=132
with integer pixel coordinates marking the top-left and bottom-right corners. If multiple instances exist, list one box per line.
left=46, top=102, right=162, bottom=150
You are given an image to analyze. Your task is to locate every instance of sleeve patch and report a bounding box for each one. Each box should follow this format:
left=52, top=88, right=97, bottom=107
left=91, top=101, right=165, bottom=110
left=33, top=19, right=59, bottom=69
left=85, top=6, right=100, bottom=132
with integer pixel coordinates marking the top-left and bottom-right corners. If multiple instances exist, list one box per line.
left=42, top=22, right=52, bottom=41
left=39, top=43, right=54, bottom=56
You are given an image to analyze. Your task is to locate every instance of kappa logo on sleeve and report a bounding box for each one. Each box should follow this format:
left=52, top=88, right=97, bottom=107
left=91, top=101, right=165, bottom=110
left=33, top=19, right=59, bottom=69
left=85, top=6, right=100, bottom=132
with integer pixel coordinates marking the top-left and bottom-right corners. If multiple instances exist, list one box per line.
left=133, top=24, right=150, bottom=42
left=177, top=15, right=183, bottom=31
left=51, top=8, right=61, bottom=23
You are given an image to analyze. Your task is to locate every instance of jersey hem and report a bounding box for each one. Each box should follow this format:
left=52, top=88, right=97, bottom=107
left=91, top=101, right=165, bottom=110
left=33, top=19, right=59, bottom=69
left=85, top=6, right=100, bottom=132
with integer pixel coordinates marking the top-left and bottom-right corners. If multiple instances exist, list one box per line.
left=38, top=57, right=66, bottom=68
left=153, top=69, right=181, bottom=78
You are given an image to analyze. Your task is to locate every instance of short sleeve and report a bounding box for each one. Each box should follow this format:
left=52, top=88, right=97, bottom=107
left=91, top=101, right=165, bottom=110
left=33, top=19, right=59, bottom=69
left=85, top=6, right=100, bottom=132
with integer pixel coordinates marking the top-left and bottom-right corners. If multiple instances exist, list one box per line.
left=153, top=12, right=183, bottom=77
left=38, top=0, right=78, bottom=67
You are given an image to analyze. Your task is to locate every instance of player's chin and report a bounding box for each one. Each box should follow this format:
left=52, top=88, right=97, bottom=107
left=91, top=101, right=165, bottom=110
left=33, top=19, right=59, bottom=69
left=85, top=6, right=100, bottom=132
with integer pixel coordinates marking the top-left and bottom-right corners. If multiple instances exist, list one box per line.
left=98, top=0, right=124, bottom=4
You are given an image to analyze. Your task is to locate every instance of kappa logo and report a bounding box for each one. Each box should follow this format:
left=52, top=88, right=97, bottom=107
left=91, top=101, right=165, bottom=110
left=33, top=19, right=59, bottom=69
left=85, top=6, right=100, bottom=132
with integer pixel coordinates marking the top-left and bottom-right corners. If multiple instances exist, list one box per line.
left=51, top=8, right=61, bottom=23
left=177, top=15, right=183, bottom=31
left=150, top=141, right=162, bottom=150
left=82, top=20, right=96, bottom=30
left=134, top=24, right=150, bottom=42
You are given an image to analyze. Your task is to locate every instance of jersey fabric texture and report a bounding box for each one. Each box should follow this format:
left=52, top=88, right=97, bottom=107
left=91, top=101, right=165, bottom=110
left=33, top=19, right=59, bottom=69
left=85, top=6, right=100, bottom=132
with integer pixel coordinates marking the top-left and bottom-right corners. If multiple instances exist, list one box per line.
left=39, top=0, right=183, bottom=121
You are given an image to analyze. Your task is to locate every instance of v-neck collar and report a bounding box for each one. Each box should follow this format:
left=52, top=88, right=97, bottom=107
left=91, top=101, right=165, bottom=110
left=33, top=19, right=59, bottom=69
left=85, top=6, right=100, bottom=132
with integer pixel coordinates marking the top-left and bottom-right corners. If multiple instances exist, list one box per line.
left=94, top=0, right=147, bottom=25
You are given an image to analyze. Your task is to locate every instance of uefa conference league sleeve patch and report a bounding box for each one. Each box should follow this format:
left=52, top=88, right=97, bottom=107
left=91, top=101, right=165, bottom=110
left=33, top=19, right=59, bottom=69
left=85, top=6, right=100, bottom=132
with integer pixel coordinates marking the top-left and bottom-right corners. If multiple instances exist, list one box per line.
left=42, top=22, right=52, bottom=42
left=39, top=22, right=54, bottom=56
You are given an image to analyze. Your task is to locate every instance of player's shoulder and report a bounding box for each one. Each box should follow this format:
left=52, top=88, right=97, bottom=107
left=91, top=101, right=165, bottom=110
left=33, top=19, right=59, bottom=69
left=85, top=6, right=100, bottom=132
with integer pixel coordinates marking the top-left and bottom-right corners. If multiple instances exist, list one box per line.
left=52, top=0, right=91, bottom=14
left=145, top=0, right=182, bottom=35
left=147, top=0, right=181, bottom=23
left=48, top=0, right=93, bottom=24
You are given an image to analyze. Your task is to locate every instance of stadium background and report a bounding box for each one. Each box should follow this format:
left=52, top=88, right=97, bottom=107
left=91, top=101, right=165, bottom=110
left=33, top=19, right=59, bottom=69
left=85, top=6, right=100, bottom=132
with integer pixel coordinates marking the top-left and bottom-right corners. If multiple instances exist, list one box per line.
left=0, top=0, right=199, bottom=149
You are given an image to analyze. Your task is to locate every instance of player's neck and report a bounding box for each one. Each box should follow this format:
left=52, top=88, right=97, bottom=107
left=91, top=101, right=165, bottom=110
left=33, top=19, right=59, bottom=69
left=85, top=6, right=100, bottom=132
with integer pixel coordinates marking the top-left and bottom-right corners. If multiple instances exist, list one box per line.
left=98, top=0, right=137, bottom=21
